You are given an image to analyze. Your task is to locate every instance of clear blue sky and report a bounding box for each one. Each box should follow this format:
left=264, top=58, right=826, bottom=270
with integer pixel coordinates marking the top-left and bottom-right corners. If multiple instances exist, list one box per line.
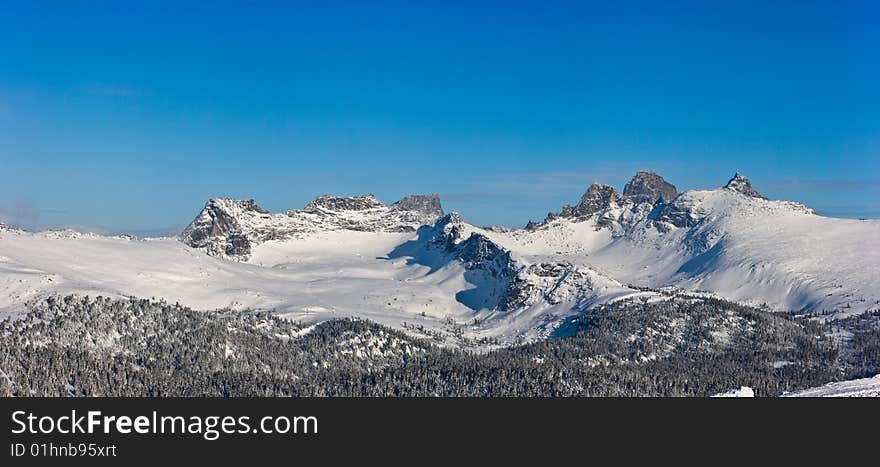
left=1, top=1, right=877, bottom=234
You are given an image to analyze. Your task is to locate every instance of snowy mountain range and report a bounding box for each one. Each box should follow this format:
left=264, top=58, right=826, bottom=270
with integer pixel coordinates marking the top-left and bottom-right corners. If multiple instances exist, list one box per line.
left=179, top=193, right=443, bottom=260
left=1, top=170, right=878, bottom=345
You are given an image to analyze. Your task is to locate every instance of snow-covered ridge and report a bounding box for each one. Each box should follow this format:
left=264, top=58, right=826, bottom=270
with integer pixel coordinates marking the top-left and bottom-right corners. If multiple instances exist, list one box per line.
left=180, top=193, right=444, bottom=261
left=463, top=172, right=879, bottom=317
left=160, top=170, right=880, bottom=324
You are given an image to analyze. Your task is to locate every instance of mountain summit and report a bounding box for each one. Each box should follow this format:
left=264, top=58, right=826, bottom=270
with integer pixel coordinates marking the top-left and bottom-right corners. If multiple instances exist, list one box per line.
left=573, top=183, right=620, bottom=218
left=531, top=170, right=677, bottom=228
left=623, top=170, right=678, bottom=204
left=724, top=173, right=766, bottom=199
left=395, top=194, right=444, bottom=218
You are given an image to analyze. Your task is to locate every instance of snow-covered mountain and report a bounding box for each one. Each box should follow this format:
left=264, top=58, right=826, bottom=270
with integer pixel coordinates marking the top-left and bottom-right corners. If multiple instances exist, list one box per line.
left=180, top=193, right=443, bottom=260
left=466, top=172, right=879, bottom=319
left=1, top=171, right=878, bottom=345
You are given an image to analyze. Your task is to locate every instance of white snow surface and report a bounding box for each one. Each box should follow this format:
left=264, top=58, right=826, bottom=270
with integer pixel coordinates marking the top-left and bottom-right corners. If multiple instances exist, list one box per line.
left=1, top=182, right=878, bottom=344
left=712, top=386, right=755, bottom=398
left=782, top=374, right=880, bottom=397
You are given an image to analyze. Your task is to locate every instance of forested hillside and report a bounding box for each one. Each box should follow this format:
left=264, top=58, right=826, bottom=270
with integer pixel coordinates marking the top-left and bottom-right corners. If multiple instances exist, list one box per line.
left=1, top=295, right=874, bottom=397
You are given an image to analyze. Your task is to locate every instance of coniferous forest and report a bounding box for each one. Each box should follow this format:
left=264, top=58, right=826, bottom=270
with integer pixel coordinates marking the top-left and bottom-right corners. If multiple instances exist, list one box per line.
left=0, top=294, right=876, bottom=397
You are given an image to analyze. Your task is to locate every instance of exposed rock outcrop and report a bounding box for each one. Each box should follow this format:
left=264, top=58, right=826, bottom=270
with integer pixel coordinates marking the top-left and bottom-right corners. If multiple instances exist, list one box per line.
left=724, top=173, right=766, bottom=199
left=179, top=198, right=269, bottom=257
left=623, top=170, right=678, bottom=204
left=529, top=171, right=679, bottom=229
left=572, top=183, right=620, bottom=218
left=394, top=194, right=444, bottom=218
left=304, top=194, right=385, bottom=212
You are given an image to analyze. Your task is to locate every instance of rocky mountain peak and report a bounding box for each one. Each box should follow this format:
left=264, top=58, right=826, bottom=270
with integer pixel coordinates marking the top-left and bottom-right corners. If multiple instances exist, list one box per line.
left=394, top=193, right=444, bottom=218
left=623, top=170, right=678, bottom=204
left=180, top=198, right=268, bottom=244
left=181, top=193, right=446, bottom=261
left=724, top=173, right=766, bottom=199
left=179, top=198, right=270, bottom=258
left=572, top=183, right=620, bottom=217
left=210, top=197, right=269, bottom=214
left=435, top=212, right=465, bottom=243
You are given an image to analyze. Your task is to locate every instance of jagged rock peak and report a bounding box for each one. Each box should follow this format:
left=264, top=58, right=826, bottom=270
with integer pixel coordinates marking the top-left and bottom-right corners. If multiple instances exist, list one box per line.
left=394, top=193, right=444, bottom=217
left=572, top=183, right=619, bottom=217
left=434, top=212, right=465, bottom=243
left=304, top=194, right=384, bottom=212
left=179, top=197, right=268, bottom=254
left=724, top=173, right=766, bottom=199
left=210, top=197, right=269, bottom=214
left=623, top=170, right=677, bottom=204
left=437, top=211, right=463, bottom=226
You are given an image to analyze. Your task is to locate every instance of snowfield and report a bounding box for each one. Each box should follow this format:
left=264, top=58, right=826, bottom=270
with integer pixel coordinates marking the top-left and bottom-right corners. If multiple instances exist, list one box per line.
left=0, top=229, right=495, bottom=340
left=783, top=375, right=880, bottom=397
left=0, top=172, right=878, bottom=345
left=712, top=386, right=755, bottom=397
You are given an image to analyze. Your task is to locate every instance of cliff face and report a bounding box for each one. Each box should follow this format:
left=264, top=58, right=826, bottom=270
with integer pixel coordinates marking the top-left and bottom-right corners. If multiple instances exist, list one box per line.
left=623, top=170, right=678, bottom=204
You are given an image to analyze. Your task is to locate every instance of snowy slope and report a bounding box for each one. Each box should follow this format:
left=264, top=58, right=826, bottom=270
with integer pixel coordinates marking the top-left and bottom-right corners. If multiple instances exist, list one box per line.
left=0, top=228, right=480, bottom=340
left=782, top=375, right=880, bottom=397
left=712, top=387, right=756, bottom=397
left=473, top=174, right=880, bottom=317
left=0, top=225, right=594, bottom=344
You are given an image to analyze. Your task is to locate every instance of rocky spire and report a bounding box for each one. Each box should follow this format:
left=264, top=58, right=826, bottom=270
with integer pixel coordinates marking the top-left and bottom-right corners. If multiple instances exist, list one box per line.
left=622, top=170, right=678, bottom=204
left=179, top=198, right=268, bottom=258
left=724, top=173, right=766, bottom=199
left=572, top=183, right=619, bottom=217
left=180, top=198, right=267, bottom=248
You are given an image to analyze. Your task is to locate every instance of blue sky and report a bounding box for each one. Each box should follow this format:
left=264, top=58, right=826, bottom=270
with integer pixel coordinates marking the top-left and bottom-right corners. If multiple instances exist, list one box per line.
left=1, top=1, right=877, bottom=234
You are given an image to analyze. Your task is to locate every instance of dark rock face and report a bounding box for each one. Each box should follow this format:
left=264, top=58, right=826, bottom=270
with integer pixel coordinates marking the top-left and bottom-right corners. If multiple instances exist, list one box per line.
left=430, top=212, right=465, bottom=247
left=724, top=173, right=766, bottom=199
left=429, top=214, right=513, bottom=272
left=455, top=233, right=510, bottom=269
left=395, top=194, right=444, bottom=218
left=415, top=213, right=518, bottom=311
left=623, top=170, right=678, bottom=204
left=531, top=184, right=620, bottom=227
left=180, top=198, right=267, bottom=249
left=304, top=195, right=385, bottom=212
left=653, top=203, right=698, bottom=229
left=572, top=183, right=620, bottom=218
left=224, top=233, right=251, bottom=257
